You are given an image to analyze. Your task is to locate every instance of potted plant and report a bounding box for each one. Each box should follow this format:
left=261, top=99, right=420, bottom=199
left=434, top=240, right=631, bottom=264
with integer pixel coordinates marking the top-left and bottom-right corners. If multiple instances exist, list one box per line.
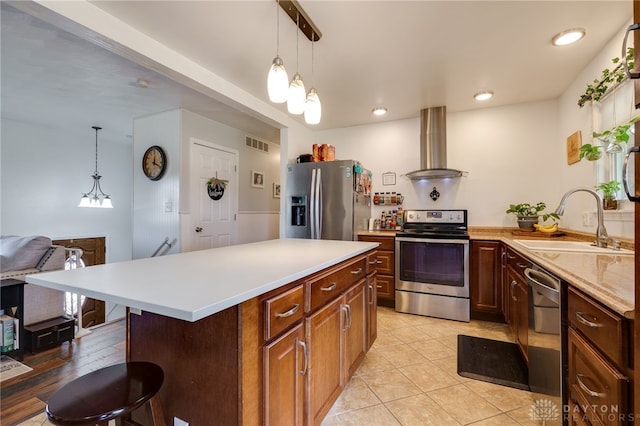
left=505, top=202, right=558, bottom=231
left=595, top=180, right=621, bottom=210
left=592, top=116, right=640, bottom=154
left=579, top=144, right=603, bottom=161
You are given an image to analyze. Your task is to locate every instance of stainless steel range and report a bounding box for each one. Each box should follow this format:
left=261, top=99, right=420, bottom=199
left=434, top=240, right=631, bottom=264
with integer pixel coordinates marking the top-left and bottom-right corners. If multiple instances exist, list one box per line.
left=395, top=209, right=470, bottom=322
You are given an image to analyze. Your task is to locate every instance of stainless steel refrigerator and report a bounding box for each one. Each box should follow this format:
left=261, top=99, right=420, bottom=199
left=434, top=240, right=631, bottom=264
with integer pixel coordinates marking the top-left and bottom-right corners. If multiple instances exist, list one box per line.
left=285, top=160, right=372, bottom=241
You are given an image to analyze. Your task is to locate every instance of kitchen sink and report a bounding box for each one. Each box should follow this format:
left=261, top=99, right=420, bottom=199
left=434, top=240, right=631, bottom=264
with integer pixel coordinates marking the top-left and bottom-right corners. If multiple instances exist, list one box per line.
left=513, top=239, right=634, bottom=255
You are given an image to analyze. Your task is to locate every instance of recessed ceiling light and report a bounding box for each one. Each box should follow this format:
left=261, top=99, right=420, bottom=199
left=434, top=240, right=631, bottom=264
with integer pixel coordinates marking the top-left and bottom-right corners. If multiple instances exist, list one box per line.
left=474, top=91, right=494, bottom=101
left=372, top=107, right=387, bottom=116
left=552, top=28, right=586, bottom=46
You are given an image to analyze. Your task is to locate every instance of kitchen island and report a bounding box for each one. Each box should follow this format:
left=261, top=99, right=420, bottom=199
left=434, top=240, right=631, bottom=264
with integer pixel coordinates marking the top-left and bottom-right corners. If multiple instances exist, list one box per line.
left=26, top=238, right=379, bottom=425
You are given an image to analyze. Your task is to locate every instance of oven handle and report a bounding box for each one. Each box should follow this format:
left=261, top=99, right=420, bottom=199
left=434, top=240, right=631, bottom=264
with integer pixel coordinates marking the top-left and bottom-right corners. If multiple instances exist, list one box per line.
left=395, top=237, right=470, bottom=244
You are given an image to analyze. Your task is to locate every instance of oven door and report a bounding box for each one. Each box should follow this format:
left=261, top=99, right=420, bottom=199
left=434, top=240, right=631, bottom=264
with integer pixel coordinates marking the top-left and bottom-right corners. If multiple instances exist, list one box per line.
left=395, top=237, right=469, bottom=298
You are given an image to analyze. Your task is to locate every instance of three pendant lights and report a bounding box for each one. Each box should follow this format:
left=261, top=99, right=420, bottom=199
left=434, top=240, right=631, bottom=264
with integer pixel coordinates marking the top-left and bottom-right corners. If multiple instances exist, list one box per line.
left=267, top=0, right=321, bottom=125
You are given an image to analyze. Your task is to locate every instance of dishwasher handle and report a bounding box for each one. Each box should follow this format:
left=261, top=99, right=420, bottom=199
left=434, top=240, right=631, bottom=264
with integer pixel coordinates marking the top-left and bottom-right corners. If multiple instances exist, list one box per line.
left=524, top=268, right=560, bottom=304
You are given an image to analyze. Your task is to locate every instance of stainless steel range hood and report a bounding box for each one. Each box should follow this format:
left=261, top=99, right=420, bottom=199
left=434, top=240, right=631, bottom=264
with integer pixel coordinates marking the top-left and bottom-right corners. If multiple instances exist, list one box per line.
left=405, top=106, right=467, bottom=180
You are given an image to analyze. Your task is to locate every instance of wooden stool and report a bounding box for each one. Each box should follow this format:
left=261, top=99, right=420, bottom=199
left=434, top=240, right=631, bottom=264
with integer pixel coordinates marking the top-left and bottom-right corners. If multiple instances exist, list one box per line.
left=45, top=361, right=165, bottom=426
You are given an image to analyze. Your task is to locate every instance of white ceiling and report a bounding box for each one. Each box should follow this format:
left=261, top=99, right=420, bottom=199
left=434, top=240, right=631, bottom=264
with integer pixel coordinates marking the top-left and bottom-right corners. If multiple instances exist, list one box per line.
left=1, top=1, right=633, bottom=144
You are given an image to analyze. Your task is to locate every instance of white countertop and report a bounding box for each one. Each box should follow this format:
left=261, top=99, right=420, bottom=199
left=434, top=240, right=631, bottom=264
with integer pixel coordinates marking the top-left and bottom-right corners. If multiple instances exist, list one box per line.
left=26, top=239, right=378, bottom=322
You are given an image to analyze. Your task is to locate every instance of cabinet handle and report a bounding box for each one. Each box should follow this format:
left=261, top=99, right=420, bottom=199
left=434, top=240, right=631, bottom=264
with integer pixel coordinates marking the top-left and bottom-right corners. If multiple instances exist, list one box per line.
left=622, top=24, right=640, bottom=79
left=346, top=304, right=352, bottom=330
left=321, top=283, right=337, bottom=292
left=575, top=312, right=602, bottom=328
left=516, top=262, right=528, bottom=269
left=376, top=285, right=382, bottom=289
left=341, top=306, right=350, bottom=332
left=275, top=304, right=299, bottom=318
left=351, top=268, right=363, bottom=275
left=376, top=260, right=383, bottom=264
left=298, top=340, right=308, bottom=376
left=576, top=374, right=604, bottom=398
left=368, top=284, right=374, bottom=305
left=623, top=146, right=640, bottom=202
left=369, top=259, right=377, bottom=265
left=511, top=280, right=518, bottom=301
left=506, top=252, right=516, bottom=260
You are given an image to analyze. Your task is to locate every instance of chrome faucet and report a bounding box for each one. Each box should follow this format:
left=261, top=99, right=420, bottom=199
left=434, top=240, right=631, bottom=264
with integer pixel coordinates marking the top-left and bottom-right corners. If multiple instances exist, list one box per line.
left=554, top=188, right=610, bottom=248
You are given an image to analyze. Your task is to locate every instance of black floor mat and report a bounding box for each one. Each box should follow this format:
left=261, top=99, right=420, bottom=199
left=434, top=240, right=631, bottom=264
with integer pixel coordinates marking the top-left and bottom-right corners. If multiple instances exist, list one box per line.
left=457, top=334, right=529, bottom=391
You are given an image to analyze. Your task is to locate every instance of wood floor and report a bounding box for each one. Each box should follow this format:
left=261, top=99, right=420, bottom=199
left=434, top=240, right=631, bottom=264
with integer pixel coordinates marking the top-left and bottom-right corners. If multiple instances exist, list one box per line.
left=0, top=319, right=126, bottom=426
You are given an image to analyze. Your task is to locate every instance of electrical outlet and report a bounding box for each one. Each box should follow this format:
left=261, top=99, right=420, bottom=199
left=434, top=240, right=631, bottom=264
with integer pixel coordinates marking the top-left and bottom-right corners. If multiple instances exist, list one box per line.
left=174, top=417, right=189, bottom=426
left=582, top=211, right=592, bottom=226
left=165, top=202, right=173, bottom=213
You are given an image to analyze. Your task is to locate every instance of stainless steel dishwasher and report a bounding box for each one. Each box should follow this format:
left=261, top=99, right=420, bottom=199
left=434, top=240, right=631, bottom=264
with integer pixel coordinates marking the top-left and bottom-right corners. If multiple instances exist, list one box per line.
left=525, top=265, right=565, bottom=421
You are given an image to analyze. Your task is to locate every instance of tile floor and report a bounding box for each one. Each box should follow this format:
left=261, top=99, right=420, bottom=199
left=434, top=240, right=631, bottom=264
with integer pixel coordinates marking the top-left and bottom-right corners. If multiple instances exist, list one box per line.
left=19, top=307, right=545, bottom=426
left=321, top=307, right=543, bottom=425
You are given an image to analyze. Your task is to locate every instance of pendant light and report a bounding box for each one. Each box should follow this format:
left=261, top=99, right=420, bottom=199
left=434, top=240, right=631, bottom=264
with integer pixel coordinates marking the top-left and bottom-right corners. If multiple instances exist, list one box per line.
left=267, top=0, right=288, bottom=103
left=287, top=13, right=306, bottom=115
left=78, top=126, right=113, bottom=208
left=304, top=33, right=321, bottom=125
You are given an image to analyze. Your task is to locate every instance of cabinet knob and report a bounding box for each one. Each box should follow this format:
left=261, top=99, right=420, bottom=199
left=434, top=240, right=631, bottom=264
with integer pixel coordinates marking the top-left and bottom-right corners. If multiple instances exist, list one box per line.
left=195, top=227, right=203, bottom=233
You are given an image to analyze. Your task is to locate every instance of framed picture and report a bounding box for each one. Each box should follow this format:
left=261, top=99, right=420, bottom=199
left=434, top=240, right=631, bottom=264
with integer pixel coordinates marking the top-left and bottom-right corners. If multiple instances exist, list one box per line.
left=273, top=182, right=281, bottom=198
left=251, top=170, right=265, bottom=188
left=382, top=172, right=396, bottom=186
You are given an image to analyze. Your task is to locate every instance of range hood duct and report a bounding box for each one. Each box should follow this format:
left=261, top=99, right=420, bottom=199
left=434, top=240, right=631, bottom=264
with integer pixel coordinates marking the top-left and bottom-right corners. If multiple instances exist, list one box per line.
left=405, top=106, right=467, bottom=180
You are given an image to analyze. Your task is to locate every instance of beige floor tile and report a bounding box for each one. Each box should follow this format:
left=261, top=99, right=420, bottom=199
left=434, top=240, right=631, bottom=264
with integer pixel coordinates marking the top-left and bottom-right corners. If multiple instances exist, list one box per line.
left=354, top=350, right=395, bottom=376
left=386, top=326, right=432, bottom=343
left=463, top=380, right=535, bottom=412
left=400, top=360, right=461, bottom=392
left=505, top=404, right=554, bottom=425
left=428, top=383, right=501, bottom=424
left=328, top=376, right=381, bottom=415
left=336, top=404, right=401, bottom=425
left=360, top=368, right=422, bottom=402
left=385, top=393, right=461, bottom=426
left=409, top=338, right=456, bottom=360
left=320, top=414, right=342, bottom=425
left=377, top=343, right=427, bottom=368
left=468, top=413, right=523, bottom=425
left=371, top=332, right=404, bottom=349
left=430, top=355, right=473, bottom=383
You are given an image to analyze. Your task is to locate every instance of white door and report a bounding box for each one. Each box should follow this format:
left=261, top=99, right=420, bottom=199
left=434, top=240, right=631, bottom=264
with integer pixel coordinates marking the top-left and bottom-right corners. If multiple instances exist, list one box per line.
left=188, top=140, right=238, bottom=251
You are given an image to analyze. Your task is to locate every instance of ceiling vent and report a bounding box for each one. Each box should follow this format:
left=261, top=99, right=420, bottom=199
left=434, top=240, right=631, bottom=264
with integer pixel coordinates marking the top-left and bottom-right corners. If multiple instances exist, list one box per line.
left=245, top=136, right=270, bottom=153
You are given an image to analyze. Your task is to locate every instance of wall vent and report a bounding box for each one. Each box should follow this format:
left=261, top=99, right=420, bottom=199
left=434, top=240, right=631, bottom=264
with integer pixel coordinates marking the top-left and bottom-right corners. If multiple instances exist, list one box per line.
left=245, top=136, right=269, bottom=153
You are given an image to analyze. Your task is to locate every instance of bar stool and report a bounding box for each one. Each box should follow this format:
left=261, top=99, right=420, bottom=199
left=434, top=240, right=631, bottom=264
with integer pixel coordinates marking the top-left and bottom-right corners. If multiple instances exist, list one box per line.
left=46, top=361, right=165, bottom=426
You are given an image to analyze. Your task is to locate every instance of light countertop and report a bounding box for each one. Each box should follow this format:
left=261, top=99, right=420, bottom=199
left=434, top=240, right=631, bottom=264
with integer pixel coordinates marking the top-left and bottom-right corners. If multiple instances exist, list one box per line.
left=470, top=230, right=635, bottom=319
left=26, top=239, right=378, bottom=322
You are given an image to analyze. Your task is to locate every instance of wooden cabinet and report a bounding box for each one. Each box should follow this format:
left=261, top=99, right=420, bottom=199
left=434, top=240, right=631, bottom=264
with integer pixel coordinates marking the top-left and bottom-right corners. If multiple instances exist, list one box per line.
left=259, top=250, right=377, bottom=426
left=505, top=247, right=530, bottom=361
left=358, top=235, right=395, bottom=307
left=567, top=287, right=631, bottom=425
left=470, top=240, right=503, bottom=321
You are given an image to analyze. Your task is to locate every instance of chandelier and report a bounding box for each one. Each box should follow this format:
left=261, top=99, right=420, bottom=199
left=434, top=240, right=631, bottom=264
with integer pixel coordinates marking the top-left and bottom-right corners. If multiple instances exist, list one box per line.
left=78, top=126, right=113, bottom=208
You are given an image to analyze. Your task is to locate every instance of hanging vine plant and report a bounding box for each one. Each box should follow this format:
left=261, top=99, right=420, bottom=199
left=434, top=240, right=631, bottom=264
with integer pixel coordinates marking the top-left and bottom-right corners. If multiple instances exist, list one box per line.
left=577, top=47, right=634, bottom=108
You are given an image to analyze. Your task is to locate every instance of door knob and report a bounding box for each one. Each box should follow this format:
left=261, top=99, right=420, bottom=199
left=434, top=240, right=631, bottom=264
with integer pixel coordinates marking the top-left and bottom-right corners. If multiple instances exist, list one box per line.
left=195, top=227, right=203, bottom=233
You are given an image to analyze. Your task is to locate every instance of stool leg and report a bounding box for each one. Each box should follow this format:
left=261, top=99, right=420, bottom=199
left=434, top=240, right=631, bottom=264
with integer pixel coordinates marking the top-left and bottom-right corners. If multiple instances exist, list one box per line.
left=148, top=394, right=166, bottom=426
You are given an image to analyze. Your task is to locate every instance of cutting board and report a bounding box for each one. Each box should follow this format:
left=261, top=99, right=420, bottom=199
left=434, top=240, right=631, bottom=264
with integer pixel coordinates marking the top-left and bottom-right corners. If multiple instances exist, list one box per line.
left=511, top=230, right=566, bottom=238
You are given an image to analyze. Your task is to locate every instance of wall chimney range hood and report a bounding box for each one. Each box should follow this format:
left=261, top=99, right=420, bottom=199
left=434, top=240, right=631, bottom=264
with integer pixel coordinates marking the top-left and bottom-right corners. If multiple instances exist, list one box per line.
left=405, top=106, right=467, bottom=180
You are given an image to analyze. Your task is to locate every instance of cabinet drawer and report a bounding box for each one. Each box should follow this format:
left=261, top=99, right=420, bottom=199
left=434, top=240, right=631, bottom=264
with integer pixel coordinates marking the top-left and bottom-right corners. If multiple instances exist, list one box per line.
left=264, top=285, right=304, bottom=341
left=568, top=328, right=629, bottom=425
left=505, top=247, right=530, bottom=277
left=358, top=235, right=394, bottom=251
left=568, top=287, right=627, bottom=369
left=374, top=251, right=394, bottom=276
left=366, top=252, right=378, bottom=275
left=375, top=275, right=394, bottom=299
left=307, top=256, right=367, bottom=312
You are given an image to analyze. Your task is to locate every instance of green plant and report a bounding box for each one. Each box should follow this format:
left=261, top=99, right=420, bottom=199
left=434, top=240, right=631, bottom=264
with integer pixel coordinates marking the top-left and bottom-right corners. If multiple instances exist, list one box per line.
left=592, top=116, right=640, bottom=145
left=595, top=180, right=621, bottom=202
left=578, top=47, right=634, bottom=108
left=506, top=202, right=559, bottom=223
left=579, top=144, right=603, bottom=161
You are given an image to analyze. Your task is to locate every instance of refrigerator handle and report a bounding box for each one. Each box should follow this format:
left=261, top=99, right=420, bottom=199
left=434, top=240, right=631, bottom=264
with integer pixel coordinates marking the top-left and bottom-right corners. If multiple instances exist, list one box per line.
left=310, top=168, right=317, bottom=239
left=317, top=168, right=323, bottom=238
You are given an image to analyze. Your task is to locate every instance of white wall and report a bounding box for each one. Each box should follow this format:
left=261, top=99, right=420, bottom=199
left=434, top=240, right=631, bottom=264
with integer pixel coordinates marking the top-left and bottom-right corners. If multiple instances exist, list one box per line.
left=1, top=118, right=133, bottom=261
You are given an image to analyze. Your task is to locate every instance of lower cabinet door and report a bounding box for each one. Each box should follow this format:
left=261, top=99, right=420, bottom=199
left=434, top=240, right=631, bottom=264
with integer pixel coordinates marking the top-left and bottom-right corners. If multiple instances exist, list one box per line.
left=344, top=280, right=367, bottom=380
left=306, top=296, right=344, bottom=426
left=264, top=323, right=305, bottom=426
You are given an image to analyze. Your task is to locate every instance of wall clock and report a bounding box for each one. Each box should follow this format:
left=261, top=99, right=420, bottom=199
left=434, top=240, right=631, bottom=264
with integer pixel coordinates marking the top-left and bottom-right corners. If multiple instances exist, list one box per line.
left=142, top=145, right=167, bottom=181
